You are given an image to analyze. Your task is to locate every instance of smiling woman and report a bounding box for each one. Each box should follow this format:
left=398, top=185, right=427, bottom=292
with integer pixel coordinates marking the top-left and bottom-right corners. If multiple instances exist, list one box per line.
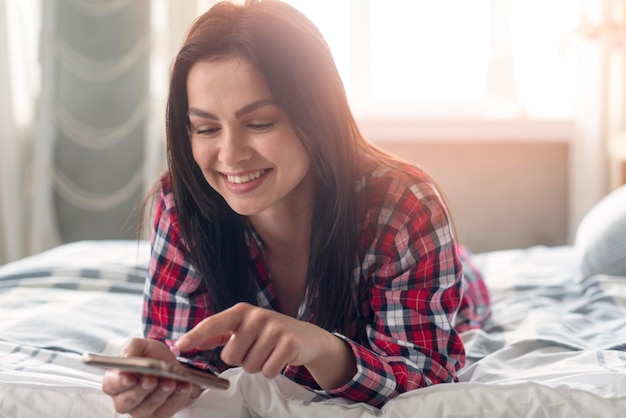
left=100, top=1, right=490, bottom=416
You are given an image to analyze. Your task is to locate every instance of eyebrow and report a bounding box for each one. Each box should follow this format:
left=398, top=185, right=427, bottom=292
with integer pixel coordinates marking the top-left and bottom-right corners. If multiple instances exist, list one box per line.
left=187, top=99, right=278, bottom=121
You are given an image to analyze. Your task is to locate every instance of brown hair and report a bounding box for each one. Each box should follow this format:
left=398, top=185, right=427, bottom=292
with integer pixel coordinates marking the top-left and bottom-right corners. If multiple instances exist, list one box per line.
left=162, top=0, right=399, bottom=331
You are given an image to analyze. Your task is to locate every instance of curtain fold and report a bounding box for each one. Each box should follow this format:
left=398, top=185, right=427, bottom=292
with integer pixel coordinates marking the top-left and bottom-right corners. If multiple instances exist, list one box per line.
left=568, top=0, right=621, bottom=240
left=30, top=0, right=153, bottom=253
left=0, top=0, right=40, bottom=264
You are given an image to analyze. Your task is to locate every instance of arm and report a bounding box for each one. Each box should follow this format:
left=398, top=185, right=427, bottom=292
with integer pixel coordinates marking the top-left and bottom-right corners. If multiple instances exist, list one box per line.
left=143, top=179, right=220, bottom=371
left=310, top=174, right=465, bottom=407
left=148, top=180, right=359, bottom=389
left=102, top=179, right=213, bottom=417
left=176, top=301, right=358, bottom=389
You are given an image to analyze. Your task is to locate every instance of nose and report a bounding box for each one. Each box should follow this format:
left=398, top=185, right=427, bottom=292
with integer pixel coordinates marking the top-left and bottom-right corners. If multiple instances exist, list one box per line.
left=219, top=128, right=252, bottom=166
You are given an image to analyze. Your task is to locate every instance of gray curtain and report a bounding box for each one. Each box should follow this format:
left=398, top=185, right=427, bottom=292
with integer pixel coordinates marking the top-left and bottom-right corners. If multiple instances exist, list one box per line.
left=32, top=0, right=153, bottom=250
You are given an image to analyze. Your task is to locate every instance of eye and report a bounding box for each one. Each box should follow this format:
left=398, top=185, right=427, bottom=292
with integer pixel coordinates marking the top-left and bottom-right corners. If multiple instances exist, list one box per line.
left=195, top=127, right=220, bottom=136
left=249, top=122, right=275, bottom=131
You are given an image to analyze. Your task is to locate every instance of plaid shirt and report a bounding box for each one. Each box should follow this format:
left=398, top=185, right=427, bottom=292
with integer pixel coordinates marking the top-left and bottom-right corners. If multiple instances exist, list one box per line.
left=143, top=160, right=490, bottom=408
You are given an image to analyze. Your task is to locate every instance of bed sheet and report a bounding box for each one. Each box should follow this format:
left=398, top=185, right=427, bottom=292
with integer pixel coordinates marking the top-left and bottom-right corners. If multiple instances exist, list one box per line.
left=0, top=241, right=625, bottom=417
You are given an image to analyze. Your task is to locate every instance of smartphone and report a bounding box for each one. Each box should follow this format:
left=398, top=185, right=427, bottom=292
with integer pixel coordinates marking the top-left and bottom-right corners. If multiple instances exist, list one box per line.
left=82, top=353, right=230, bottom=390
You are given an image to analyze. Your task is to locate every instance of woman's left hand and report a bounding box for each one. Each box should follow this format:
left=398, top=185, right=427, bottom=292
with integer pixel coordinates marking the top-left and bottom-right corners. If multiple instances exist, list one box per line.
left=175, top=302, right=356, bottom=388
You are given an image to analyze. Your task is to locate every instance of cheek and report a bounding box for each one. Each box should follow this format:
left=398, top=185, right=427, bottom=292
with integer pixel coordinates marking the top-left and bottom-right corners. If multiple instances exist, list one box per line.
left=190, top=143, right=220, bottom=185
left=288, top=141, right=311, bottom=172
left=190, top=141, right=212, bottom=168
left=190, top=140, right=200, bottom=163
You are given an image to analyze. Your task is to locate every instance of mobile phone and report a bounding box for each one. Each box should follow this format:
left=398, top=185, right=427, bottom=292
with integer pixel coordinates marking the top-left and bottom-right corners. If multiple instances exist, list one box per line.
left=82, top=353, right=230, bottom=390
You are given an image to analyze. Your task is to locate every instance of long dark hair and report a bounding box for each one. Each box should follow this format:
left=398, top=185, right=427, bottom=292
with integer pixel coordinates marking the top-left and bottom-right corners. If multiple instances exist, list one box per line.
left=164, top=0, right=398, bottom=333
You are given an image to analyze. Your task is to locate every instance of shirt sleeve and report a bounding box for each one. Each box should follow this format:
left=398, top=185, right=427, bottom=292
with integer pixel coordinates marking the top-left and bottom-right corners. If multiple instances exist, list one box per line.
left=142, top=180, right=218, bottom=371
left=311, top=173, right=465, bottom=408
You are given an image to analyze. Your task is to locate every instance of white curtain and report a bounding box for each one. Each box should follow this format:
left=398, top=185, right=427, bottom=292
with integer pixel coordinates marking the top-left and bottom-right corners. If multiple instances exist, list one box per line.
left=0, top=0, right=200, bottom=265
left=0, top=0, right=40, bottom=264
left=30, top=0, right=161, bottom=254
left=568, top=0, right=624, bottom=240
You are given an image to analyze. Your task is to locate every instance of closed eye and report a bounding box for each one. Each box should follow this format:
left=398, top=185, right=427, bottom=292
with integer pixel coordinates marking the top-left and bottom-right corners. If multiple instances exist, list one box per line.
left=249, top=122, right=275, bottom=131
left=196, top=127, right=220, bottom=135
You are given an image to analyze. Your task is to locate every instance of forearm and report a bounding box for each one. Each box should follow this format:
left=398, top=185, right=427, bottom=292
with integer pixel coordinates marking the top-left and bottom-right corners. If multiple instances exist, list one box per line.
left=306, top=333, right=459, bottom=408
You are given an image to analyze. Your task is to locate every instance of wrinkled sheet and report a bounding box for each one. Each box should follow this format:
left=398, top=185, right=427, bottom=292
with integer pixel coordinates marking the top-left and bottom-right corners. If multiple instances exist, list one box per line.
left=0, top=242, right=625, bottom=417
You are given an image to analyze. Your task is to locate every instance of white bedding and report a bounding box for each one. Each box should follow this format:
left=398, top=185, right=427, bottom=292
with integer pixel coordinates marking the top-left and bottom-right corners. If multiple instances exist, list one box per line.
left=1, top=241, right=625, bottom=417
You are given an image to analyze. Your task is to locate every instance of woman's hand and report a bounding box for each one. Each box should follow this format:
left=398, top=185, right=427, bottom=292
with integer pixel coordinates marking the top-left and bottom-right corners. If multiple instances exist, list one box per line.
left=175, top=303, right=356, bottom=389
left=102, top=338, right=202, bottom=418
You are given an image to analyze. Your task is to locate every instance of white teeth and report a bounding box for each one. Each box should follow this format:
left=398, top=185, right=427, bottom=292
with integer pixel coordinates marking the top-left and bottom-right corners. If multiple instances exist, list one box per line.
left=227, top=169, right=266, bottom=184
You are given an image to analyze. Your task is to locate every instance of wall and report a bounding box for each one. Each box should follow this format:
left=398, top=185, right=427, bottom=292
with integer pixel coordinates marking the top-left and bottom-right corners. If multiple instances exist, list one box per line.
left=364, top=120, right=571, bottom=253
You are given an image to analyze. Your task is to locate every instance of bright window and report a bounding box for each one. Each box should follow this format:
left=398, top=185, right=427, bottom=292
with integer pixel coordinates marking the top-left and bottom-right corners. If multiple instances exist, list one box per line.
left=371, top=0, right=490, bottom=102
left=283, top=0, right=584, bottom=119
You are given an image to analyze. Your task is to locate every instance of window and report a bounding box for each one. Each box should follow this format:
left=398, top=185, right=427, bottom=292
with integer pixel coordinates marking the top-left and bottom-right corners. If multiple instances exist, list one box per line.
left=283, top=0, right=583, bottom=119
left=5, top=0, right=41, bottom=129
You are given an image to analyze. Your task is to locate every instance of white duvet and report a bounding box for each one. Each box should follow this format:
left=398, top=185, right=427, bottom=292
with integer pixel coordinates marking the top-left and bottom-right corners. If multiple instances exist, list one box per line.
left=2, top=360, right=624, bottom=418
left=1, top=241, right=626, bottom=417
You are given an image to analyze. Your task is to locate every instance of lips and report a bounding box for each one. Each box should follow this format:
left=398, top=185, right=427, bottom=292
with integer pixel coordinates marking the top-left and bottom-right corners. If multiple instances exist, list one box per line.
left=226, top=169, right=267, bottom=184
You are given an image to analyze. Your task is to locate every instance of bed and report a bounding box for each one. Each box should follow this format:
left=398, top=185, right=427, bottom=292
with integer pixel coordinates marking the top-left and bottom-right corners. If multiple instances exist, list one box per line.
left=1, top=186, right=626, bottom=417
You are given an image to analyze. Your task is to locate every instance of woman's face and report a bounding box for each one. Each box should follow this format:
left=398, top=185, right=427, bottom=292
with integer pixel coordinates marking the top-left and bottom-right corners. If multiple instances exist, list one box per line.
left=187, top=57, right=313, bottom=217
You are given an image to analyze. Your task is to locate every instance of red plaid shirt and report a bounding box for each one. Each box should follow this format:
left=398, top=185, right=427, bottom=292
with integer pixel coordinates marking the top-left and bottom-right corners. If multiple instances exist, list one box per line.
left=143, top=159, right=490, bottom=408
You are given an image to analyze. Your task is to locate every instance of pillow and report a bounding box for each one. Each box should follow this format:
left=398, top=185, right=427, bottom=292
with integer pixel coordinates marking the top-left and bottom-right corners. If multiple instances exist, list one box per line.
left=575, top=184, right=626, bottom=278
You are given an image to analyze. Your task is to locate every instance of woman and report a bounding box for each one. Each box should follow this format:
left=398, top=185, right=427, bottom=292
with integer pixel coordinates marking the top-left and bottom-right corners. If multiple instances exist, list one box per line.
left=103, top=1, right=490, bottom=416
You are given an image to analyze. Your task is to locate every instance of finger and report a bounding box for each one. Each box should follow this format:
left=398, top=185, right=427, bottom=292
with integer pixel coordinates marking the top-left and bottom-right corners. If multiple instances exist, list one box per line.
left=126, top=378, right=181, bottom=417
left=260, top=336, right=297, bottom=378
left=152, top=382, right=193, bottom=418
left=190, top=332, right=233, bottom=352
left=176, top=303, right=249, bottom=351
left=226, top=318, right=277, bottom=371
left=110, top=375, right=159, bottom=414
left=102, top=369, right=138, bottom=396
left=237, top=337, right=274, bottom=374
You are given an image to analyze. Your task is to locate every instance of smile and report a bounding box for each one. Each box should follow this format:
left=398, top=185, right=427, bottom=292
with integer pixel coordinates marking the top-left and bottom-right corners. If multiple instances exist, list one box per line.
left=226, top=169, right=267, bottom=184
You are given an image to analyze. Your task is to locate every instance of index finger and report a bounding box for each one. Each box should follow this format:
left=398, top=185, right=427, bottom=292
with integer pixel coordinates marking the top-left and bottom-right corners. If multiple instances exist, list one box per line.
left=175, top=304, right=247, bottom=352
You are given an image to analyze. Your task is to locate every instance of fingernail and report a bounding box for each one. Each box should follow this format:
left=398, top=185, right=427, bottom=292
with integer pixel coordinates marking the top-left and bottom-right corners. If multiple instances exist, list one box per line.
left=141, top=378, right=156, bottom=390
left=161, top=383, right=174, bottom=393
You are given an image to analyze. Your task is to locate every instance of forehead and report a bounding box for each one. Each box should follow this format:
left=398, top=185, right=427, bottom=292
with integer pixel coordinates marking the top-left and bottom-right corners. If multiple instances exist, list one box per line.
left=187, top=57, right=272, bottom=103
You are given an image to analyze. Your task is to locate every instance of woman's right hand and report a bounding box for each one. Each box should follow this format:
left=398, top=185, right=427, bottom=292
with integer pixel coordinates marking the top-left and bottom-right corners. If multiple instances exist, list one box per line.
left=102, top=338, right=202, bottom=418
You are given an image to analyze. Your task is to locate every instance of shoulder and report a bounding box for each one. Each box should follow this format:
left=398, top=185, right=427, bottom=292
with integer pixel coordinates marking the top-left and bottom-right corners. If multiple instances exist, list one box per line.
left=148, top=173, right=199, bottom=284
left=153, top=173, right=179, bottom=227
left=356, top=158, right=449, bottom=228
left=353, top=157, right=460, bottom=290
left=151, top=173, right=184, bottom=253
left=157, top=173, right=176, bottom=211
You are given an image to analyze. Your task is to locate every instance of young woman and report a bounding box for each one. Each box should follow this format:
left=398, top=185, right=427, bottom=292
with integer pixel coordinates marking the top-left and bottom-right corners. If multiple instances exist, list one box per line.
left=103, top=1, right=490, bottom=416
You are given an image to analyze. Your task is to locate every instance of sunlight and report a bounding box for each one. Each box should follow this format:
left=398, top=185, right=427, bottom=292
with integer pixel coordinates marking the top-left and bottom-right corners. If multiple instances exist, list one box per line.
left=282, top=0, right=584, bottom=118
left=511, top=0, right=584, bottom=117
left=371, top=0, right=489, bottom=101
left=5, top=0, right=40, bottom=129
left=280, top=0, right=352, bottom=90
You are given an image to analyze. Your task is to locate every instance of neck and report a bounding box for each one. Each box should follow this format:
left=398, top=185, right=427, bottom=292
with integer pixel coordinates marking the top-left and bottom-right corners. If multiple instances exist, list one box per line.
left=250, top=205, right=312, bottom=257
left=247, top=172, right=316, bottom=257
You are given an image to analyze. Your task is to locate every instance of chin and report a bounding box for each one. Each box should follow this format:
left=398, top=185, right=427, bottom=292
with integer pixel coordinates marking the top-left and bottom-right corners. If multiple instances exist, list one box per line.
left=227, top=202, right=265, bottom=217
